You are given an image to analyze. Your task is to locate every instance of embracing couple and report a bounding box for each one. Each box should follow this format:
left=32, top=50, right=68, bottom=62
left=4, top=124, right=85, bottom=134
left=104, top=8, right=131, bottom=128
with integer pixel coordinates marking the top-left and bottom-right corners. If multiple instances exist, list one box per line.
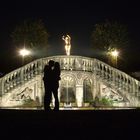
left=43, top=60, right=61, bottom=111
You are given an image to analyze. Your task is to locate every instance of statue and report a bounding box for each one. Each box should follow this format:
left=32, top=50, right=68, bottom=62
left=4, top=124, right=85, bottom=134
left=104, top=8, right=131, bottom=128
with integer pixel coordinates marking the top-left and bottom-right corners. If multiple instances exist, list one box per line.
left=62, top=34, right=71, bottom=56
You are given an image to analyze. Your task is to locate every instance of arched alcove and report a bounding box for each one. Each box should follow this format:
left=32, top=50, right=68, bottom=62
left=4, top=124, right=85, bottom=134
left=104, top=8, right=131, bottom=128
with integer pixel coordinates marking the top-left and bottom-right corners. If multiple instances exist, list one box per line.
left=60, top=75, right=76, bottom=107
left=83, top=78, right=93, bottom=104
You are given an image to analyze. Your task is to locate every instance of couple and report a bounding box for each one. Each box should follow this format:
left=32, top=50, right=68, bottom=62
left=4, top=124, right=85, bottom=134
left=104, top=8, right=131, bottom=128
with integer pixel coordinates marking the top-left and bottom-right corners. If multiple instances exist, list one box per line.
left=43, top=60, right=61, bottom=111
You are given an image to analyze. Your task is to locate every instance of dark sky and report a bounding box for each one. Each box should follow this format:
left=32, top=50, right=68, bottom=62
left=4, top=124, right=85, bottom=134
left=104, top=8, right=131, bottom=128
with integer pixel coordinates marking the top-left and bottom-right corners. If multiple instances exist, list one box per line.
left=0, top=0, right=140, bottom=73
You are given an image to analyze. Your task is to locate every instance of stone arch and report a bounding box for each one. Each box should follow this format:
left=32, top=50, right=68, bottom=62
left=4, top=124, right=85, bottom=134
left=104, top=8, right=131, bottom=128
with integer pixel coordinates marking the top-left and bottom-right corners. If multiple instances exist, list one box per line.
left=81, top=73, right=94, bottom=106
left=61, top=72, right=78, bottom=84
left=59, top=74, right=76, bottom=107
left=83, top=77, right=93, bottom=103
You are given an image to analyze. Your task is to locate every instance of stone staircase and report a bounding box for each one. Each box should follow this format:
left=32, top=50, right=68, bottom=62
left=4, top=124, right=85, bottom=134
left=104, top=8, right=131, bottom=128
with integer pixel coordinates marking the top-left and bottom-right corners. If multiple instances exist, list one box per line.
left=0, top=55, right=140, bottom=108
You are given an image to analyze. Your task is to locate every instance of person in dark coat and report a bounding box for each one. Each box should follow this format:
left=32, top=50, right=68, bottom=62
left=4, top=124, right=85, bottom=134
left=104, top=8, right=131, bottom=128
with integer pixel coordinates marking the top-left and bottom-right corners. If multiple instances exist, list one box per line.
left=52, top=62, right=61, bottom=111
left=43, top=60, right=55, bottom=111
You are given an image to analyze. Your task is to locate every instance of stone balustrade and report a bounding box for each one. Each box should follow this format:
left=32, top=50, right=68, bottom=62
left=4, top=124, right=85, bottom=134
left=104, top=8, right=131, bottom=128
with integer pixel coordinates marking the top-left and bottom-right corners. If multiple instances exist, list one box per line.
left=0, top=59, right=42, bottom=95
left=0, top=55, right=140, bottom=98
left=95, top=59, right=140, bottom=95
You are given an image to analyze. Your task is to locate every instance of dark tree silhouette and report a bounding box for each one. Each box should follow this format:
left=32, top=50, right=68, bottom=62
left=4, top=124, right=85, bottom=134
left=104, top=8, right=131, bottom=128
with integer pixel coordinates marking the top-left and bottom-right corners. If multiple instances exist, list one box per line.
left=91, top=20, right=129, bottom=65
left=91, top=20, right=129, bottom=51
left=11, top=19, right=49, bottom=58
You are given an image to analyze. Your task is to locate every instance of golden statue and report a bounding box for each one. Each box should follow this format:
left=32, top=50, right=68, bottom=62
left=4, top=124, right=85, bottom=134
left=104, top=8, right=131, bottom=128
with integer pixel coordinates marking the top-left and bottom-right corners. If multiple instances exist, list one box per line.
left=62, top=34, right=71, bottom=56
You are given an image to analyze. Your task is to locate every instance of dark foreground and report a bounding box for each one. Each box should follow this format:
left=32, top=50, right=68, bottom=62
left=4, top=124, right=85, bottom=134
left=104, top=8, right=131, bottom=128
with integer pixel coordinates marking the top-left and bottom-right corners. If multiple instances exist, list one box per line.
left=0, top=109, right=140, bottom=139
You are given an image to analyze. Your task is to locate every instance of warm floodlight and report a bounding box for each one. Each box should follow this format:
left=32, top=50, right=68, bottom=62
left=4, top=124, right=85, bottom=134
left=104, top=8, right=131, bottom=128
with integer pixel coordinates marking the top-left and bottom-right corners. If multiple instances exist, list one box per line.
left=19, top=48, right=31, bottom=57
left=109, top=49, right=119, bottom=67
left=19, top=48, right=31, bottom=65
left=111, top=50, right=119, bottom=57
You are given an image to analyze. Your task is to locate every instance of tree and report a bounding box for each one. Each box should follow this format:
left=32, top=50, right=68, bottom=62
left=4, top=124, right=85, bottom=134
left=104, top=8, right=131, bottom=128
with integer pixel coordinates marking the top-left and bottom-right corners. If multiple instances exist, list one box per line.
left=91, top=20, right=129, bottom=65
left=11, top=19, right=49, bottom=58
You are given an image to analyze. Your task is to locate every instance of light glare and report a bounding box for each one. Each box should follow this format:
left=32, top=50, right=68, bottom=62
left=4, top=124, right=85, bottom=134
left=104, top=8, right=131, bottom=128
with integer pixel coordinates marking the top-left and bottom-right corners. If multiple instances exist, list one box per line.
left=19, top=48, right=31, bottom=57
left=111, top=50, right=119, bottom=57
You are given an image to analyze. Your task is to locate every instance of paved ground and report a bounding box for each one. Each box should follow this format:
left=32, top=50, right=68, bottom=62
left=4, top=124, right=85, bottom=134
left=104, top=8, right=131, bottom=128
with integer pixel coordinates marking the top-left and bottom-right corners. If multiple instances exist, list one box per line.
left=0, top=109, right=140, bottom=139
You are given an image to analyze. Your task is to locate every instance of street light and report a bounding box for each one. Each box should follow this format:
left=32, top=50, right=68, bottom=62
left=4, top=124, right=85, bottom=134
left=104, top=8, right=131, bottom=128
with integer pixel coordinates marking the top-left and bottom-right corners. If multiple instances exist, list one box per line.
left=111, top=50, right=119, bottom=57
left=110, top=49, right=119, bottom=67
left=19, top=48, right=31, bottom=65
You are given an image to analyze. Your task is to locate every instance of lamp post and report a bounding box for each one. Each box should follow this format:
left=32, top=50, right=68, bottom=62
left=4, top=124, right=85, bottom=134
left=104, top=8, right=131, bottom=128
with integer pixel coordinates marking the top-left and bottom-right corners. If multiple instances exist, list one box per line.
left=19, top=48, right=31, bottom=65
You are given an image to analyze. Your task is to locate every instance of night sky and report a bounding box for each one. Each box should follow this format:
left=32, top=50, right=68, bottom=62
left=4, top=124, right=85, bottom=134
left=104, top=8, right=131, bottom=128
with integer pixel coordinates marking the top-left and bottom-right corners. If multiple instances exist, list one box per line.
left=0, top=0, right=140, bottom=74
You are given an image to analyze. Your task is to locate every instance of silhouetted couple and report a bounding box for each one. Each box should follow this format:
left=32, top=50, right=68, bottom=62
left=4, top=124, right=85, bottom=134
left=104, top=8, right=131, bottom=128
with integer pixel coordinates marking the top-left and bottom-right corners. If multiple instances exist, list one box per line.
left=43, top=60, right=61, bottom=111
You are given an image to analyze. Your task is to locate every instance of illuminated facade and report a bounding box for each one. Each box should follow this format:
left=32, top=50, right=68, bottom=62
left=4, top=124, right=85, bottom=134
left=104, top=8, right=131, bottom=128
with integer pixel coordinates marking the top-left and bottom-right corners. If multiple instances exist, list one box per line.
left=0, top=55, right=140, bottom=109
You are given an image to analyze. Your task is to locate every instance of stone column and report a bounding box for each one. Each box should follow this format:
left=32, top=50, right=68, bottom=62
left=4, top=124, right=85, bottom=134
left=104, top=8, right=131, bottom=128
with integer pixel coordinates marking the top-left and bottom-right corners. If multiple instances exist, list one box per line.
left=37, top=76, right=44, bottom=107
left=76, top=85, right=83, bottom=107
left=92, top=75, right=97, bottom=100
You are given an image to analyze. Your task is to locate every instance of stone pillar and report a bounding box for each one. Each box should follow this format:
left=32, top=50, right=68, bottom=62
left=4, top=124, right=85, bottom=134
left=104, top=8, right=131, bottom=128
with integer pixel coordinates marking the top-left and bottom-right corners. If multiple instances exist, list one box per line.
left=37, top=76, right=44, bottom=107
left=76, top=85, right=83, bottom=107
left=92, top=75, right=97, bottom=100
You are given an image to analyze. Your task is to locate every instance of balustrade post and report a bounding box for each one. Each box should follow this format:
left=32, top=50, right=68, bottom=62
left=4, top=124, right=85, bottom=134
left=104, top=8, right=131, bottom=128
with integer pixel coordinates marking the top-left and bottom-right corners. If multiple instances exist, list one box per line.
left=123, top=77, right=126, bottom=91
left=128, top=79, right=132, bottom=93
left=102, top=66, right=104, bottom=77
left=133, top=81, right=136, bottom=95
left=105, top=66, right=108, bottom=79
left=135, top=81, right=139, bottom=96
left=92, top=59, right=96, bottom=74
left=114, top=71, right=118, bottom=87
left=39, top=59, right=44, bottom=75
left=20, top=68, right=24, bottom=84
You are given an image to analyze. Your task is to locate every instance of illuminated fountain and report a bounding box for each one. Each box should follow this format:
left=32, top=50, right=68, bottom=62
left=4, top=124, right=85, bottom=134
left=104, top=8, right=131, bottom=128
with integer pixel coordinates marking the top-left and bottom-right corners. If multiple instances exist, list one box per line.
left=0, top=36, right=140, bottom=109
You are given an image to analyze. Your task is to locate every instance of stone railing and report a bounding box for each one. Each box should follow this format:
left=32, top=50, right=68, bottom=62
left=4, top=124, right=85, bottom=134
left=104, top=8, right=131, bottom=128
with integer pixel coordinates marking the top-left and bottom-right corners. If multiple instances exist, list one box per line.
left=0, top=55, right=140, bottom=97
left=94, top=59, right=140, bottom=96
left=0, top=59, right=42, bottom=95
left=42, top=55, right=93, bottom=71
